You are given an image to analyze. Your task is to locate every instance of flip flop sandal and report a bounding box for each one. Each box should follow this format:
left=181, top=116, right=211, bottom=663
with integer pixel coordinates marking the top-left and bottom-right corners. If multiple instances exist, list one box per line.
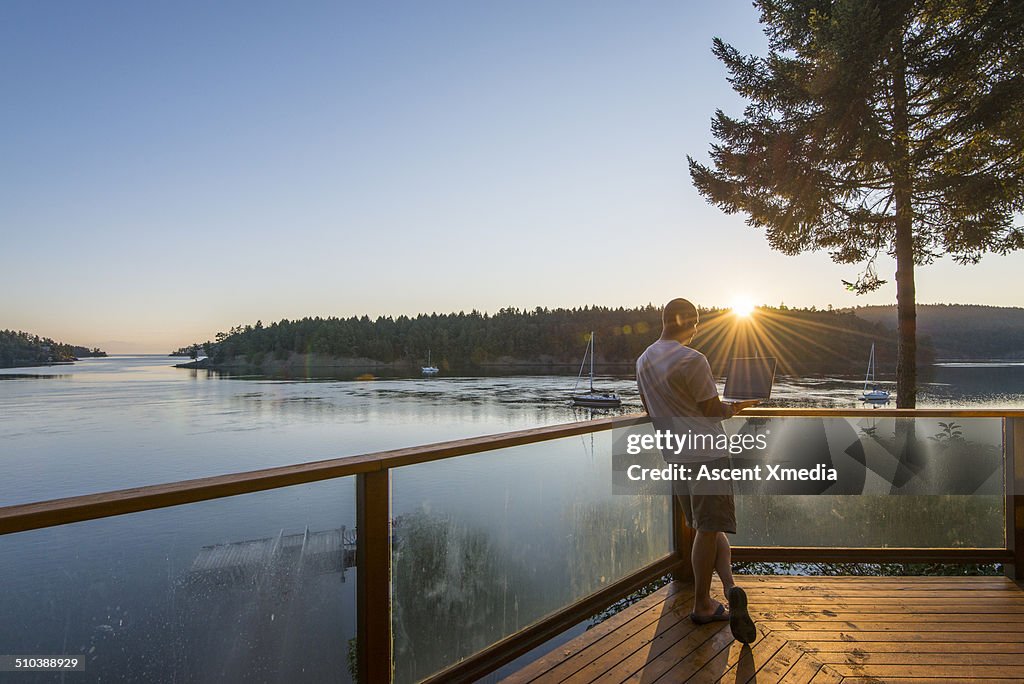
left=727, top=586, right=757, bottom=644
left=689, top=603, right=730, bottom=625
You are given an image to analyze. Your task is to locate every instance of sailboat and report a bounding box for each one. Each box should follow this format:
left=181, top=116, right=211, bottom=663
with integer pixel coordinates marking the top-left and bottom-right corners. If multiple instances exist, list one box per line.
left=860, top=343, right=890, bottom=402
left=421, top=350, right=439, bottom=375
left=571, top=332, right=621, bottom=408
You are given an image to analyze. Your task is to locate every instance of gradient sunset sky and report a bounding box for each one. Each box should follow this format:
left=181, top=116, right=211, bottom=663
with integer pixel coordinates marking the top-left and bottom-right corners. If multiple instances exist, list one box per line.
left=3, top=1, right=1023, bottom=352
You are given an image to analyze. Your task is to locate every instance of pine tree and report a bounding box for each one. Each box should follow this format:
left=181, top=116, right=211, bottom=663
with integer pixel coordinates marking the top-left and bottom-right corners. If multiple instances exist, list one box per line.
left=689, top=0, right=1024, bottom=406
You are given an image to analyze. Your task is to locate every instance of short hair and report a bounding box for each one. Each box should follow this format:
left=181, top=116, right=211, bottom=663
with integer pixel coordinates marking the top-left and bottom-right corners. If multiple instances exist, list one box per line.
left=663, top=298, right=699, bottom=334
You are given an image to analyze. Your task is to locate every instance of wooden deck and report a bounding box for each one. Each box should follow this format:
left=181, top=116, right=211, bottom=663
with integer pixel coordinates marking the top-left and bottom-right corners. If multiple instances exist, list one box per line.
left=502, top=575, right=1024, bottom=684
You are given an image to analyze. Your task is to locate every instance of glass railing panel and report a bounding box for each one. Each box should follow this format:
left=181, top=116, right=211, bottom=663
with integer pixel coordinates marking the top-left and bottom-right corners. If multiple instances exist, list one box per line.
left=0, top=477, right=357, bottom=682
left=733, top=415, right=1005, bottom=548
left=390, top=430, right=671, bottom=683
left=734, top=493, right=1004, bottom=547
left=614, top=415, right=1005, bottom=549
left=737, top=415, right=1005, bottom=548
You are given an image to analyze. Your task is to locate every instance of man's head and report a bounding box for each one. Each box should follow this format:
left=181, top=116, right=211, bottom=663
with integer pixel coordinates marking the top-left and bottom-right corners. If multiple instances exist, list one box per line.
left=661, top=298, right=699, bottom=342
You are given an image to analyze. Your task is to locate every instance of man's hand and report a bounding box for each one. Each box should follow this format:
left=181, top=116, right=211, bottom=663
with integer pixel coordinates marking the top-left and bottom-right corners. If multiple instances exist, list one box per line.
left=723, top=399, right=760, bottom=416
left=698, top=397, right=760, bottom=418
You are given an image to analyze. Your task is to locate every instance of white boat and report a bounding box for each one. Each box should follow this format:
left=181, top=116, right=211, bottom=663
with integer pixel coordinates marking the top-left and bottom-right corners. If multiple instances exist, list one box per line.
left=571, top=332, right=621, bottom=408
left=421, top=350, right=439, bottom=375
left=860, top=343, right=891, bottom=402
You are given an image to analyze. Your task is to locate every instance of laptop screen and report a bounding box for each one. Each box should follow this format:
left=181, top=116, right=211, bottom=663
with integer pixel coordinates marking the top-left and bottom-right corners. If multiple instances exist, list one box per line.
left=723, top=357, right=777, bottom=400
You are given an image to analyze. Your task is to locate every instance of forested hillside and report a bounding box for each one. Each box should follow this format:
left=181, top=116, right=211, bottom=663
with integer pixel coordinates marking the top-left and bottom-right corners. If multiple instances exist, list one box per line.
left=0, top=330, right=106, bottom=368
left=853, top=305, right=1024, bottom=360
left=196, top=305, right=918, bottom=374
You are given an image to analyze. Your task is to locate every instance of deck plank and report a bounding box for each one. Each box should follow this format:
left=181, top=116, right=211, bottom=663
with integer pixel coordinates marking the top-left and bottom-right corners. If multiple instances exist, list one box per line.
left=501, top=576, right=1024, bottom=684
left=774, top=653, right=826, bottom=683
left=757, top=620, right=1024, bottom=632
left=586, top=611, right=708, bottom=683
left=750, top=642, right=812, bottom=684
left=806, top=665, right=844, bottom=684
left=800, top=640, right=1024, bottom=654
left=648, top=625, right=736, bottom=683
left=754, top=605, right=1024, bottom=618
left=613, top=626, right=726, bottom=683
left=841, top=679, right=1023, bottom=683
left=766, top=629, right=1024, bottom=642
left=713, top=632, right=788, bottom=684
left=812, top=651, right=1024, bottom=666
left=503, top=583, right=693, bottom=684
left=829, top=663, right=1023, bottom=677
left=685, top=637, right=774, bottom=684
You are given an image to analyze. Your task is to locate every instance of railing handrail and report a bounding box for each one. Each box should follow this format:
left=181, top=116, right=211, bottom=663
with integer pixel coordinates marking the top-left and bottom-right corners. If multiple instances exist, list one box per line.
left=0, top=415, right=649, bottom=535
left=744, top=408, right=1024, bottom=417
left=3, top=408, right=1023, bottom=535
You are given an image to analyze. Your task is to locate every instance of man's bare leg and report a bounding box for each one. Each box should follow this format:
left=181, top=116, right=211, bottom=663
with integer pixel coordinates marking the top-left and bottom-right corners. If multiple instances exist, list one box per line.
left=716, top=532, right=736, bottom=596
left=691, top=530, right=724, bottom=617
left=715, top=531, right=757, bottom=644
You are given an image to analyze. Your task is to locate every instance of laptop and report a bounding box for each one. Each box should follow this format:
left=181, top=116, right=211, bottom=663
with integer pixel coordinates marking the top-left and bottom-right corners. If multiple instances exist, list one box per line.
left=722, top=356, right=777, bottom=403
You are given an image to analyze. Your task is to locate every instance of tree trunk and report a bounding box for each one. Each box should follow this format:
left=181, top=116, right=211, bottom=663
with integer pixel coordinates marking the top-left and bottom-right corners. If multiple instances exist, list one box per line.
left=892, top=31, right=917, bottom=408
left=894, top=217, right=916, bottom=407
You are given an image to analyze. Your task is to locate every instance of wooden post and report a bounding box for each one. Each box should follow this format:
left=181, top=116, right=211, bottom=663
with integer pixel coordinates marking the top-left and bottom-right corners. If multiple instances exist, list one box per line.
left=356, top=470, right=392, bottom=683
left=1007, top=418, right=1023, bottom=581
left=672, top=494, right=694, bottom=582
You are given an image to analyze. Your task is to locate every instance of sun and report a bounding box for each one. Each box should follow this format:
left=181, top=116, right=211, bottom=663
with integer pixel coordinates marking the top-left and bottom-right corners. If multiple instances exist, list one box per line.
left=731, top=296, right=756, bottom=318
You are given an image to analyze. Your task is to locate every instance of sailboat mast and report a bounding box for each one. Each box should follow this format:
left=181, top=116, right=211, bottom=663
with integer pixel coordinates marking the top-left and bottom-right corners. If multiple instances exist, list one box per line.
left=864, top=343, right=875, bottom=391
left=589, top=332, right=595, bottom=392
left=870, top=344, right=875, bottom=382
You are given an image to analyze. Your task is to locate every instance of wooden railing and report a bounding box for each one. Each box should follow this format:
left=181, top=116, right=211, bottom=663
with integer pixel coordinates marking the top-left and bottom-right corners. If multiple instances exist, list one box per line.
left=1, top=409, right=1021, bottom=683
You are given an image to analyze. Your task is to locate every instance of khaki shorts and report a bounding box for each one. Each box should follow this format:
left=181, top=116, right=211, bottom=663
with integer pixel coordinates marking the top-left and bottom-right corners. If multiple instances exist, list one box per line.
left=672, top=458, right=737, bottom=534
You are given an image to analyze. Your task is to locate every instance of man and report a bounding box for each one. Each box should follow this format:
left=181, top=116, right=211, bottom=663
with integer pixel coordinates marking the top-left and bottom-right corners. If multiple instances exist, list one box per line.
left=635, top=298, right=758, bottom=645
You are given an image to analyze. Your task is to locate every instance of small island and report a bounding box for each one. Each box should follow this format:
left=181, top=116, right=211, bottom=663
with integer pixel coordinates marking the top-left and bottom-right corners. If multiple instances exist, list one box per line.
left=0, top=330, right=107, bottom=369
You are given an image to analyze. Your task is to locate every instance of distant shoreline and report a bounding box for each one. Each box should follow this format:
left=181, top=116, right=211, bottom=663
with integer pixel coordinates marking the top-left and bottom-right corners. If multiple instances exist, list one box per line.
left=0, top=360, right=76, bottom=369
left=174, top=352, right=907, bottom=376
left=173, top=353, right=638, bottom=371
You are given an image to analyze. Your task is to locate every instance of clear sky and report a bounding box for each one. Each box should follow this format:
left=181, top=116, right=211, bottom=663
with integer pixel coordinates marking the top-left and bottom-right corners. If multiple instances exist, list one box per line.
left=3, top=1, right=1023, bottom=352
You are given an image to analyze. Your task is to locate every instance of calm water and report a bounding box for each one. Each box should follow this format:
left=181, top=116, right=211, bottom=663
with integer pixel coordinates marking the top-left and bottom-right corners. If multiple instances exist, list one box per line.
left=3, top=355, right=1023, bottom=505
left=1, top=356, right=1022, bottom=682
